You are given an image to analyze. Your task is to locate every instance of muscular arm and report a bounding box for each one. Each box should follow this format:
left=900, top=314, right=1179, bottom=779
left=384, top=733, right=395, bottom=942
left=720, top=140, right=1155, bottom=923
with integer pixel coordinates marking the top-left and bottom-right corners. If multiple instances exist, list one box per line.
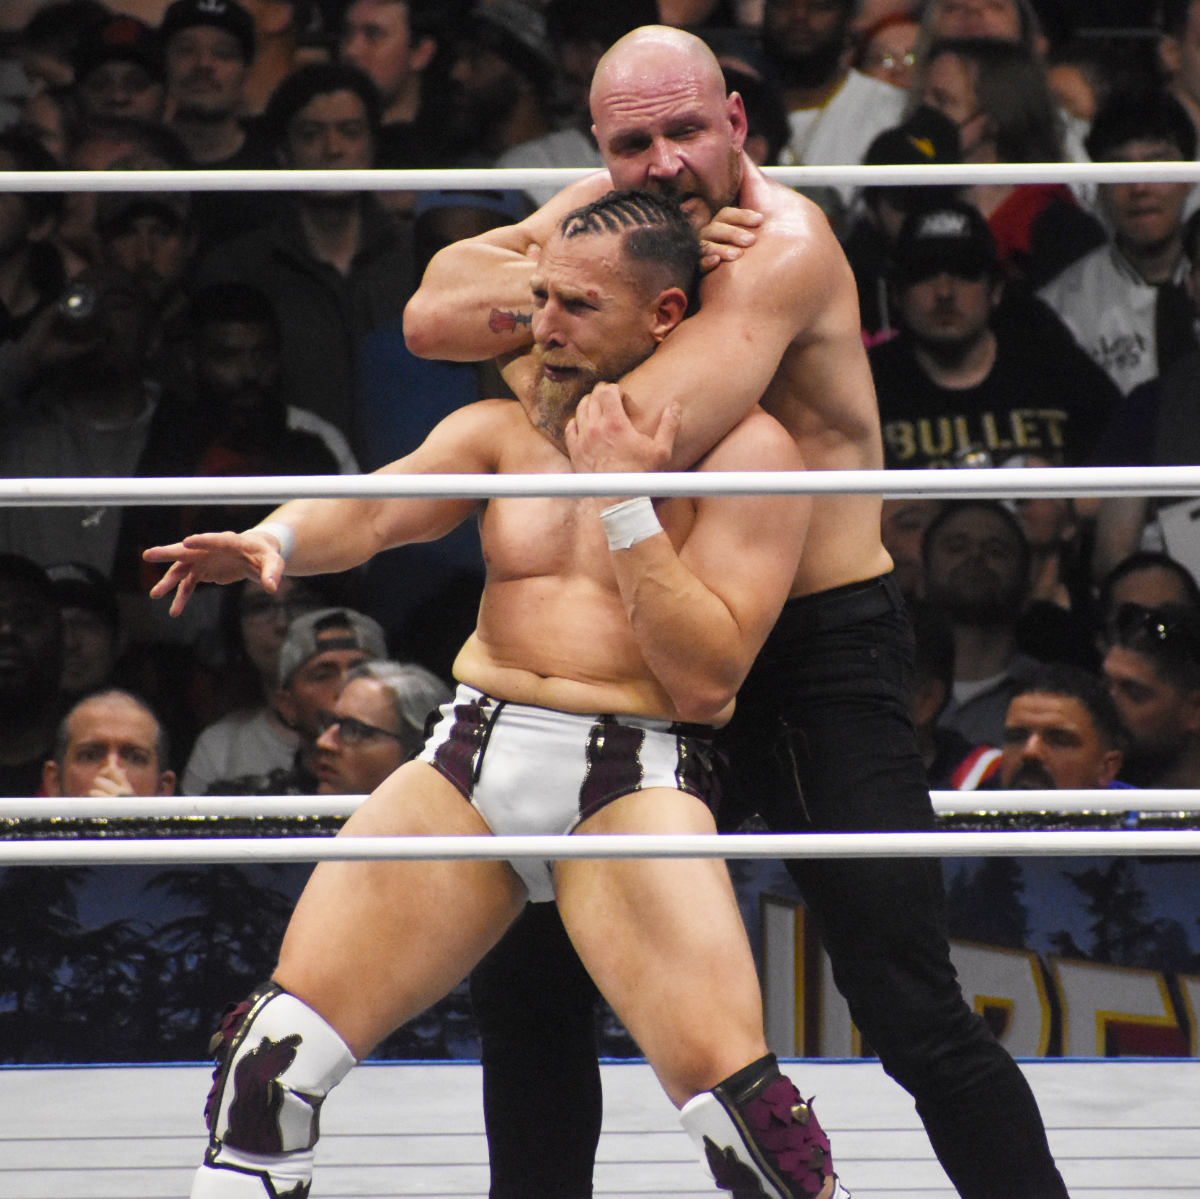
left=407, top=172, right=856, bottom=472
left=403, top=174, right=612, bottom=362
left=621, top=213, right=845, bottom=469
left=145, top=402, right=510, bottom=614
left=567, top=386, right=808, bottom=724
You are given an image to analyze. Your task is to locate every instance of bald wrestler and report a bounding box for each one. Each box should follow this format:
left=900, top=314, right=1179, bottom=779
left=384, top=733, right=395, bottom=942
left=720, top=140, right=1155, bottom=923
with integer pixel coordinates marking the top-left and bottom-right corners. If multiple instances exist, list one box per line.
left=147, top=191, right=844, bottom=1199
left=404, top=26, right=1068, bottom=1199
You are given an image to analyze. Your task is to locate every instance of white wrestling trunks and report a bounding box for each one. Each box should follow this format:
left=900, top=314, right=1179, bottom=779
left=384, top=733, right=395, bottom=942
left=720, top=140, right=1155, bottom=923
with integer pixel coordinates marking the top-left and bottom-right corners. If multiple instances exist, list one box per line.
left=419, top=684, right=720, bottom=901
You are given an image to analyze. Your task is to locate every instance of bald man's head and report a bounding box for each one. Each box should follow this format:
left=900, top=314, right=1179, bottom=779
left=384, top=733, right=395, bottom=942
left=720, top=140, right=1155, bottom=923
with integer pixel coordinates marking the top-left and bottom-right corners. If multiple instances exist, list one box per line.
left=589, top=25, right=746, bottom=228
left=590, top=26, right=724, bottom=114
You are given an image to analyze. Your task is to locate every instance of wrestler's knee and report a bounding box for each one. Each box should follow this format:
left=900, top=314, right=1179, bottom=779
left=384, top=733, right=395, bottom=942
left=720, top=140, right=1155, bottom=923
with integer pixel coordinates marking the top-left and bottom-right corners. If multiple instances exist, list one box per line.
left=192, top=982, right=356, bottom=1198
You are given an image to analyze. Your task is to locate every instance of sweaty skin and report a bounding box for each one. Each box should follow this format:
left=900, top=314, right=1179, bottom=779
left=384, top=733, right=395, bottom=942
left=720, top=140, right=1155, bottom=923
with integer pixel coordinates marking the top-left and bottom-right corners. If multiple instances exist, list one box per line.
left=404, top=26, right=891, bottom=599
left=147, top=228, right=808, bottom=724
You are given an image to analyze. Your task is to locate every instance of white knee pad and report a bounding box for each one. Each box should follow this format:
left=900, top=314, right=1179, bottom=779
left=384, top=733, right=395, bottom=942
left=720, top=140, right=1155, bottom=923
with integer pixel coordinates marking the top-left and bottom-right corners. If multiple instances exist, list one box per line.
left=195, top=985, right=355, bottom=1198
left=680, top=1060, right=849, bottom=1199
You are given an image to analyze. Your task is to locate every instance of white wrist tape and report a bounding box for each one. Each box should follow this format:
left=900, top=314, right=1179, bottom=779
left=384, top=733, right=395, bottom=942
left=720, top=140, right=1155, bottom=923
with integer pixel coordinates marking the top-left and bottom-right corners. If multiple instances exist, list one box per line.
left=253, top=521, right=295, bottom=563
left=600, top=497, right=662, bottom=551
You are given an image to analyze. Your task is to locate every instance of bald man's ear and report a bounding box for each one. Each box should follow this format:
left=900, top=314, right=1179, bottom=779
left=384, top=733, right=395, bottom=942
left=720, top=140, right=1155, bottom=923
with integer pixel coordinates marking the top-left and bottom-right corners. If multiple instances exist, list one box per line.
left=157, top=770, right=177, bottom=797
left=650, top=287, right=689, bottom=341
left=726, top=91, right=748, bottom=154
left=42, top=760, right=61, bottom=797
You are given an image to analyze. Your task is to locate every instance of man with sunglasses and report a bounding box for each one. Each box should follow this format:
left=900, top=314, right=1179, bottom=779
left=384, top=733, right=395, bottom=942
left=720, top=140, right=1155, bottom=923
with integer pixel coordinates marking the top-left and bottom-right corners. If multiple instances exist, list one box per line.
left=1104, top=602, right=1200, bottom=789
left=313, top=660, right=450, bottom=795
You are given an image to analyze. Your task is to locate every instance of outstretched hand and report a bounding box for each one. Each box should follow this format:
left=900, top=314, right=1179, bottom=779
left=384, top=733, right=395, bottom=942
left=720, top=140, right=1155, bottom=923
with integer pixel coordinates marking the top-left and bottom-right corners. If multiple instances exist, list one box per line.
left=143, top=529, right=286, bottom=617
left=698, top=206, right=763, bottom=273
left=564, top=382, right=681, bottom=477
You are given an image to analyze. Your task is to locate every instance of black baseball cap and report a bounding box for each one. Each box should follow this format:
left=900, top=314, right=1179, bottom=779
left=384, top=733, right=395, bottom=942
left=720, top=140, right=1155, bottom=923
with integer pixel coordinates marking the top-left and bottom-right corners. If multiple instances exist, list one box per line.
left=161, top=0, right=256, bottom=64
left=865, top=105, right=961, bottom=169
left=891, top=200, right=1000, bottom=286
left=46, top=562, right=120, bottom=629
left=72, top=15, right=163, bottom=83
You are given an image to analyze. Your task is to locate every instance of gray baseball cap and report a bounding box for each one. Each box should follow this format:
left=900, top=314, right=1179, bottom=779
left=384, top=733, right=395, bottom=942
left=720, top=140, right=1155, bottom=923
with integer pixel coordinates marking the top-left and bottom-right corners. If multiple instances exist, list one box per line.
left=278, top=607, right=387, bottom=688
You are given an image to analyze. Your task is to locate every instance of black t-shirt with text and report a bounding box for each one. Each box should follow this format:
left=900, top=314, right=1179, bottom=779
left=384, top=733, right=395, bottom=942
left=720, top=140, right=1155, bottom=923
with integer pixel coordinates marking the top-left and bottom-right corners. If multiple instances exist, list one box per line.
left=870, top=328, right=1119, bottom=469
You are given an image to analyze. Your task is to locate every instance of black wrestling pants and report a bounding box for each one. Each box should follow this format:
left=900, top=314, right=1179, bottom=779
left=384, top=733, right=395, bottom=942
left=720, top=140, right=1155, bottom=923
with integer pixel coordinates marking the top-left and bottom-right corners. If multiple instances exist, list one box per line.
left=470, top=575, right=1069, bottom=1199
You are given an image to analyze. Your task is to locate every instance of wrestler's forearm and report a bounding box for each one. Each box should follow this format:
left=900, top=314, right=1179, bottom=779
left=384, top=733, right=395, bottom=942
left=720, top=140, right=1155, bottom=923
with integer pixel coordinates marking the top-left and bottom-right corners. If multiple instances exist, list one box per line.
left=405, top=173, right=613, bottom=362
left=609, top=535, right=749, bottom=724
left=404, top=240, right=537, bottom=362
left=257, top=498, right=402, bottom=576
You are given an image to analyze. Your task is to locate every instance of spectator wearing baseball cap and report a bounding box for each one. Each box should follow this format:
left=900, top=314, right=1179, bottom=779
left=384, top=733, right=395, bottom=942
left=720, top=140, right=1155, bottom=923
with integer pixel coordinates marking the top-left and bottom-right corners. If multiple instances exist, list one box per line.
left=46, top=562, right=124, bottom=700
left=160, top=0, right=281, bottom=253
left=870, top=200, right=1119, bottom=470
left=72, top=15, right=165, bottom=123
left=843, top=105, right=963, bottom=340
left=205, top=607, right=387, bottom=794
left=448, top=0, right=557, bottom=162
left=162, top=0, right=259, bottom=167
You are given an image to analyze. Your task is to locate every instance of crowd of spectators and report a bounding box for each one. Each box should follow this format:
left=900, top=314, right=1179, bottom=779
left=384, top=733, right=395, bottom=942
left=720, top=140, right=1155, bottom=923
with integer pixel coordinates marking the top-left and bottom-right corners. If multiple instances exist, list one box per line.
left=0, top=0, right=1200, bottom=808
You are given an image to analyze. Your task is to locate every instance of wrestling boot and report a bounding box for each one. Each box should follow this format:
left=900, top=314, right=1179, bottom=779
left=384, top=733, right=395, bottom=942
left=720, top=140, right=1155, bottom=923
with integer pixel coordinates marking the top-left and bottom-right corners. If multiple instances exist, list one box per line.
left=191, top=982, right=356, bottom=1198
left=681, top=1053, right=850, bottom=1199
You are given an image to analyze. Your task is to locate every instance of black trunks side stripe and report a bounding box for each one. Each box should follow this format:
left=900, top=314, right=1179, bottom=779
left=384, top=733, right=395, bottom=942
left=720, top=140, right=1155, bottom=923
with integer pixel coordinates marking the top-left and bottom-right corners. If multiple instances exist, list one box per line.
left=428, top=693, right=493, bottom=799
left=578, top=716, right=645, bottom=822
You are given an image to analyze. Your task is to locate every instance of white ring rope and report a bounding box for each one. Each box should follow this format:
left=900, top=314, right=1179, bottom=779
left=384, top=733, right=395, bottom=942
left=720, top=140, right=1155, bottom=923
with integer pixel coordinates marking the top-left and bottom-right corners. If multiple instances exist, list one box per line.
left=2, top=790, right=1196, bottom=822
left=2, top=829, right=1198, bottom=866
left=4, top=162, right=1200, bottom=193
left=2, top=465, right=1200, bottom=507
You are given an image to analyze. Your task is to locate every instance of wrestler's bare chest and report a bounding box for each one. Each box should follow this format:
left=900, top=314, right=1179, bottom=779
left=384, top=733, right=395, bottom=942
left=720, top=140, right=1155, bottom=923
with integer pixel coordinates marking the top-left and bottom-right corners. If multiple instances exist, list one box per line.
left=480, top=405, right=691, bottom=589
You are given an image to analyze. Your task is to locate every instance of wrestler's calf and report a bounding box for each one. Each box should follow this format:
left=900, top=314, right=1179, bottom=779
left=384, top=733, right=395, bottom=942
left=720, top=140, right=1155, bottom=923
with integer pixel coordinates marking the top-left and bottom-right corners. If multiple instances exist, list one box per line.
left=191, top=983, right=355, bottom=1198
left=681, top=1053, right=850, bottom=1199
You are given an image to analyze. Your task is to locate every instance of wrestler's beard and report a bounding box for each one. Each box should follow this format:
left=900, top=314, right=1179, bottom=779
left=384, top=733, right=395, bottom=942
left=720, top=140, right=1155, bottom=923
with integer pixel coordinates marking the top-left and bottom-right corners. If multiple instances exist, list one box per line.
left=531, top=343, right=647, bottom=441
left=640, top=151, right=742, bottom=229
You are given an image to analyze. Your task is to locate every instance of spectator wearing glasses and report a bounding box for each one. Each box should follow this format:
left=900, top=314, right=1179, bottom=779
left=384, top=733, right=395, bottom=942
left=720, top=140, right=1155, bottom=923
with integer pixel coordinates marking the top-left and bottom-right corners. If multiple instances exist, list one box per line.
left=853, top=11, right=919, bottom=91
left=1104, top=603, right=1200, bottom=789
left=180, top=577, right=335, bottom=795
left=204, top=606, right=386, bottom=795
left=312, top=660, right=449, bottom=795
left=1096, top=552, right=1200, bottom=652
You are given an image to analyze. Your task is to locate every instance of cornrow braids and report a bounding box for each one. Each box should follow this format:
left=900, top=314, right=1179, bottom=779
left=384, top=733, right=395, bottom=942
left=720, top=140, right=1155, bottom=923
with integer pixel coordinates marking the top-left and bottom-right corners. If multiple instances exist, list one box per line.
left=559, top=189, right=702, bottom=311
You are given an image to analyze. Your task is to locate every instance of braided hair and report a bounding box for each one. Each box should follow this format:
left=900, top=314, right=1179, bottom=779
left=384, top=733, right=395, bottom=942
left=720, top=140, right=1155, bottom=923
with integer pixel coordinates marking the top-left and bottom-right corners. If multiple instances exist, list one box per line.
left=559, top=189, right=702, bottom=311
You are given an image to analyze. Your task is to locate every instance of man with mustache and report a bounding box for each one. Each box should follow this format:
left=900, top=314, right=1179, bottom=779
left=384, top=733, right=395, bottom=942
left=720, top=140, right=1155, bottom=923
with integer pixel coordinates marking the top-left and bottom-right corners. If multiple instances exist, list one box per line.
left=999, top=665, right=1126, bottom=792
left=162, top=0, right=259, bottom=169
left=147, top=190, right=843, bottom=1199
left=406, top=25, right=1068, bottom=1199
